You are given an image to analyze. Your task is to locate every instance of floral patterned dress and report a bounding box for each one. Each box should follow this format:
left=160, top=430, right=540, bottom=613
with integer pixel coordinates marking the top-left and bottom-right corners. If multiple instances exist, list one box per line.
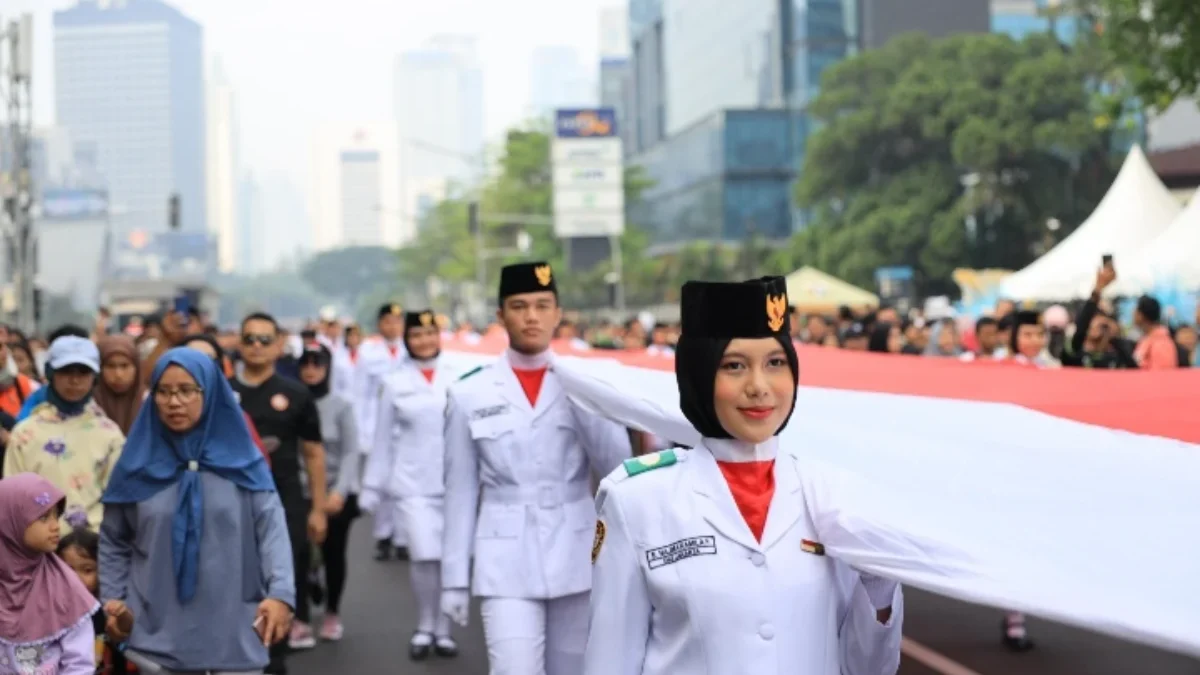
left=1, top=402, right=125, bottom=530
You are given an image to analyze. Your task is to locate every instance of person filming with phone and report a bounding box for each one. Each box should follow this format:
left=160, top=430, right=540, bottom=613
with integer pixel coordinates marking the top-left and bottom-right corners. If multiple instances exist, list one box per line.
left=1061, top=255, right=1138, bottom=369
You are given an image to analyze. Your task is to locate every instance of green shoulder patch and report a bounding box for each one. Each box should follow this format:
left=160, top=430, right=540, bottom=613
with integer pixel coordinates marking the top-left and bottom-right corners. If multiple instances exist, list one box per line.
left=623, top=449, right=678, bottom=477
left=458, top=365, right=485, bottom=381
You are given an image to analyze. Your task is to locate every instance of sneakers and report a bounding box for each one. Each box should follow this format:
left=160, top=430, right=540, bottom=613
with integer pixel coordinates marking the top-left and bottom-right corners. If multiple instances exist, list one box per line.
left=319, top=615, right=344, bottom=642
left=1001, top=614, right=1035, bottom=652
left=288, top=621, right=317, bottom=650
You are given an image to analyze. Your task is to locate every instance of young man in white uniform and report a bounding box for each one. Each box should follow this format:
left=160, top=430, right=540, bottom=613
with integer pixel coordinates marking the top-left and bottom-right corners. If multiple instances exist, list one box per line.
left=440, top=261, right=632, bottom=675
left=360, top=309, right=461, bottom=660
left=356, top=302, right=410, bottom=560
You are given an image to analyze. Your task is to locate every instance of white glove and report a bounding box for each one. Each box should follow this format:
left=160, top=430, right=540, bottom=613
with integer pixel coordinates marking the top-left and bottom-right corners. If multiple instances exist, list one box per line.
left=859, top=572, right=899, bottom=610
left=357, top=488, right=380, bottom=513
left=440, top=588, right=470, bottom=627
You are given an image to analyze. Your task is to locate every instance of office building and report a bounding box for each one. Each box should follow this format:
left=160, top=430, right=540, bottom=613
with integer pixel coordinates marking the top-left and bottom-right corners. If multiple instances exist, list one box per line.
left=308, top=123, right=405, bottom=251
left=54, top=0, right=206, bottom=236
left=206, top=59, right=239, bottom=273
left=627, top=0, right=990, bottom=245
left=395, top=36, right=485, bottom=219
left=530, top=46, right=596, bottom=118
left=991, top=0, right=1081, bottom=42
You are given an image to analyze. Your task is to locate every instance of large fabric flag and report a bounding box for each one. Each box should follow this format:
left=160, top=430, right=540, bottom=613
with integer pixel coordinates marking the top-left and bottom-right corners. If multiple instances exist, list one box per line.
left=440, top=337, right=1200, bottom=657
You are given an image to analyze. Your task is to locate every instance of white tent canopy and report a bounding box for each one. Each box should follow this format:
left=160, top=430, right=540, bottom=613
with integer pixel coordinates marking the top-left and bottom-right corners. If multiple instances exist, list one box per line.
left=999, top=146, right=1182, bottom=301
left=1104, top=193, right=1200, bottom=297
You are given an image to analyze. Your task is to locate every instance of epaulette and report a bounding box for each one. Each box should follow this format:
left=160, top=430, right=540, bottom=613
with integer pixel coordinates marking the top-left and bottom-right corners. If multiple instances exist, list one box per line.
left=458, top=365, right=486, bottom=381
left=622, top=449, right=679, bottom=477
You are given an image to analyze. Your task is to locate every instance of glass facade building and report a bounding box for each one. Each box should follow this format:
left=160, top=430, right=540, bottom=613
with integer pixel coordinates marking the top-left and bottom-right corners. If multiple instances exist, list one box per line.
left=630, top=109, right=795, bottom=244
left=627, top=0, right=990, bottom=246
left=54, top=0, right=205, bottom=236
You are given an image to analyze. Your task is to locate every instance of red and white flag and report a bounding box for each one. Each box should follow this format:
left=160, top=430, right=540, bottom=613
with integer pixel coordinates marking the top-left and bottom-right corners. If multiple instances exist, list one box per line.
left=443, top=336, right=1200, bottom=658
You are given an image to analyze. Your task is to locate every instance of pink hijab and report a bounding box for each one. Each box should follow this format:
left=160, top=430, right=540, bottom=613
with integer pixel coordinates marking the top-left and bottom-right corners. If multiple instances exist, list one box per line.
left=0, top=474, right=97, bottom=644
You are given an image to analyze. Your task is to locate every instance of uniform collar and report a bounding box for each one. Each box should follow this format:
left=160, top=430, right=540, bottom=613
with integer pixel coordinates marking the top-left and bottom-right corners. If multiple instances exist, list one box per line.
left=505, top=347, right=552, bottom=370
left=704, top=436, right=778, bottom=463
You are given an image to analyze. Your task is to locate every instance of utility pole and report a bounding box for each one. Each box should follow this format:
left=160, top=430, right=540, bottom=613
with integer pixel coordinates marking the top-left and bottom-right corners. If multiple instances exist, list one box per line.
left=1, top=16, right=35, bottom=333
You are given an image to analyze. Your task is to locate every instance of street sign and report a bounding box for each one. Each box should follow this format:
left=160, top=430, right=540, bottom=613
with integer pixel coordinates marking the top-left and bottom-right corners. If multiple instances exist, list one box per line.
left=551, top=108, right=624, bottom=238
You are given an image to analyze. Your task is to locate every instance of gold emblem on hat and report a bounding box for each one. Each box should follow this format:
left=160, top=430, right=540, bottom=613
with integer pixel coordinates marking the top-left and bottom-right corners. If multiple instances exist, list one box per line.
left=534, top=265, right=553, bottom=287
left=390, top=304, right=402, bottom=315
left=766, top=294, right=787, bottom=332
left=419, top=312, right=433, bottom=327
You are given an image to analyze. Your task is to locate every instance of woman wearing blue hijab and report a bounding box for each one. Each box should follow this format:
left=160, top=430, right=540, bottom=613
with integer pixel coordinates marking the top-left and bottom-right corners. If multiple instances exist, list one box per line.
left=98, top=348, right=296, bottom=674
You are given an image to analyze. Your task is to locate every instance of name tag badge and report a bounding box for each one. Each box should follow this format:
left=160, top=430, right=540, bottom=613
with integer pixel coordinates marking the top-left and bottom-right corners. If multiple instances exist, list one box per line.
left=646, top=536, right=717, bottom=570
left=471, top=404, right=510, bottom=421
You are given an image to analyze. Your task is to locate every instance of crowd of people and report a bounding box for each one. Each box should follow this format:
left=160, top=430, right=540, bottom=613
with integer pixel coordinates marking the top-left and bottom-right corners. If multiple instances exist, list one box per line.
left=0, top=258, right=1191, bottom=675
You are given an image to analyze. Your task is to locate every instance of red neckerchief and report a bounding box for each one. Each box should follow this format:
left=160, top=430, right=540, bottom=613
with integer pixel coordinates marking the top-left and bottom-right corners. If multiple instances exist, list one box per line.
left=715, top=460, right=776, bottom=542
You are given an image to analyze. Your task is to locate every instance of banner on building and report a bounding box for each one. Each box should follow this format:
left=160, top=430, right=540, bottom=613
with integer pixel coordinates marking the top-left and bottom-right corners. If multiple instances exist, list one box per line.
left=552, top=108, right=625, bottom=238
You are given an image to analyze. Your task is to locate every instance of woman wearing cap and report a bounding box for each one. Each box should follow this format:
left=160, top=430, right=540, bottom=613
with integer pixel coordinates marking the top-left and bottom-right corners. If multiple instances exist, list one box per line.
left=361, top=309, right=463, bottom=659
left=584, top=277, right=903, bottom=675
left=3, top=336, right=125, bottom=530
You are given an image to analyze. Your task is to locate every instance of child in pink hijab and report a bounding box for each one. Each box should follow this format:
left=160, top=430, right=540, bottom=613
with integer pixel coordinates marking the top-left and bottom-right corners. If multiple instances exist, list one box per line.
left=0, top=473, right=99, bottom=674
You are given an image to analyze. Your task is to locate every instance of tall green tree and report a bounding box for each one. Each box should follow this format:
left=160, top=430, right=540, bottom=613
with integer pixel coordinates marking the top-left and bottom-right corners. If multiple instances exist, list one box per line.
left=1079, top=0, right=1200, bottom=108
left=406, top=124, right=659, bottom=309
left=794, top=32, right=1118, bottom=295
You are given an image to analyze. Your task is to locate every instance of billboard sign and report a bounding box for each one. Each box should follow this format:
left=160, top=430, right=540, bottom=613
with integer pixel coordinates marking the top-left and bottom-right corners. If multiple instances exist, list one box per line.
left=552, top=108, right=624, bottom=238
left=555, top=108, right=618, bottom=139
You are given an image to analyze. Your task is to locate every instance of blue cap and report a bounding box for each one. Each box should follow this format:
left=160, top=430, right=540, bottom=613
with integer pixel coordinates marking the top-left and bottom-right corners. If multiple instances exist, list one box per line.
left=47, top=335, right=101, bottom=372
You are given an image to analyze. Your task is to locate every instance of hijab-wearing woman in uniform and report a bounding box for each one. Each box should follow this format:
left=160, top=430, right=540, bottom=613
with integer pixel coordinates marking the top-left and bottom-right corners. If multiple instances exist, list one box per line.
left=360, top=309, right=460, bottom=660
left=98, top=348, right=295, bottom=674
left=584, top=277, right=903, bottom=675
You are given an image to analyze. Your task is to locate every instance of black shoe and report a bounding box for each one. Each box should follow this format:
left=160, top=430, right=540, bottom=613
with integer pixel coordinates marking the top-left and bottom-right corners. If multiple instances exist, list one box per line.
left=264, top=659, right=287, bottom=675
left=394, top=546, right=410, bottom=561
left=1001, top=618, right=1035, bottom=652
left=374, top=539, right=392, bottom=561
left=409, top=632, right=433, bottom=660
left=434, top=636, right=459, bottom=658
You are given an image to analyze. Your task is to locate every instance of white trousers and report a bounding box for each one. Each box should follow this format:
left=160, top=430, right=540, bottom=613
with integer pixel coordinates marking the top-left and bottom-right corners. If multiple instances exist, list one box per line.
left=371, top=497, right=408, bottom=546
left=479, top=593, right=589, bottom=675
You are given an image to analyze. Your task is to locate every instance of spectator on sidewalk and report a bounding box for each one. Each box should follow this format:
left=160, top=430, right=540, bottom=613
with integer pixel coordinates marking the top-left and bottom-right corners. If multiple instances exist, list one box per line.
left=1133, top=295, right=1178, bottom=370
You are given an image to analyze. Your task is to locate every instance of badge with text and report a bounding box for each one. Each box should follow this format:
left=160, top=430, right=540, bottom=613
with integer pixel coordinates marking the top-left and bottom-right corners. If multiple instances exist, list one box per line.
left=270, top=394, right=289, bottom=411
left=646, top=536, right=717, bottom=570
left=471, top=404, right=510, bottom=421
left=800, top=539, right=825, bottom=556
left=592, top=520, right=606, bottom=564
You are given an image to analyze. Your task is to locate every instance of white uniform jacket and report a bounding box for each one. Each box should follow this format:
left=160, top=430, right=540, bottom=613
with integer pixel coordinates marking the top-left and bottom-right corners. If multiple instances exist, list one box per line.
left=363, top=358, right=461, bottom=499
left=585, top=442, right=904, bottom=675
left=441, top=353, right=632, bottom=600
left=354, top=337, right=407, bottom=449
left=330, top=344, right=359, bottom=402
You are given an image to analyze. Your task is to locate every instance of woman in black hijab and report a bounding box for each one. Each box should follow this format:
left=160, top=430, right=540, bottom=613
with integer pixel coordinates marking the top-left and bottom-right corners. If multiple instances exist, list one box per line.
left=584, top=276, right=904, bottom=675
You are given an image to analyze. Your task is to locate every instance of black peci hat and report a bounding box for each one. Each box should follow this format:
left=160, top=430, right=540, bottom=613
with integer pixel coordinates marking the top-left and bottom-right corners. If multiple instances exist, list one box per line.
left=498, top=261, right=557, bottom=303
left=378, top=303, right=403, bottom=320
left=1009, top=309, right=1042, bottom=353
left=680, top=276, right=791, bottom=339
left=405, top=309, right=436, bottom=330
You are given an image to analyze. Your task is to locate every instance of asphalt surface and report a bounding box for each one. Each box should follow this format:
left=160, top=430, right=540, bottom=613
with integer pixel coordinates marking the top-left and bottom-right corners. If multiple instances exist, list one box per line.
left=291, top=523, right=1200, bottom=675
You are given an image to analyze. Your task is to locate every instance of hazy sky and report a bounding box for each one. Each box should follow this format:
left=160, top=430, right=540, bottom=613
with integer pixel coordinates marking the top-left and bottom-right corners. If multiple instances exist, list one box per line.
left=7, top=0, right=615, bottom=180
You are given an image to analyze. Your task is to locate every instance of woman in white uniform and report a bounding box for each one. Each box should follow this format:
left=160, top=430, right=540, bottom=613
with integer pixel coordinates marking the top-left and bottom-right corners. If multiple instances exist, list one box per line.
left=360, top=309, right=460, bottom=660
left=585, top=277, right=904, bottom=675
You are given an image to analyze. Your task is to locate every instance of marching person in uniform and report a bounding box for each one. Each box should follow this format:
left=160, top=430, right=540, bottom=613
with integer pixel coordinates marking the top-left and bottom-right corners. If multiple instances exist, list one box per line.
left=585, top=277, right=904, bottom=675
left=360, top=309, right=461, bottom=660
left=356, top=303, right=410, bottom=561
left=440, top=261, right=632, bottom=675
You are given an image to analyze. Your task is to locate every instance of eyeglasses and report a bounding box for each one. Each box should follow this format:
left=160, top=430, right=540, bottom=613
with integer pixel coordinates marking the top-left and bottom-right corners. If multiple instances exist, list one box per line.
left=242, top=334, right=275, bottom=347
left=154, top=386, right=203, bottom=404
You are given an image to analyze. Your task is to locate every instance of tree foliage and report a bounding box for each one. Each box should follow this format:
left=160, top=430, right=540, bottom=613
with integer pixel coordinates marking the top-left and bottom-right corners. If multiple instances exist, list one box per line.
left=794, top=32, right=1119, bottom=295
left=402, top=124, right=660, bottom=310
left=1081, top=0, right=1200, bottom=108
left=300, top=245, right=399, bottom=301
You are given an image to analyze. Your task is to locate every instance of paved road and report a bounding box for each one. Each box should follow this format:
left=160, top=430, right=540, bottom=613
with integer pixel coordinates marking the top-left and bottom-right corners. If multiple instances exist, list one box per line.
left=291, top=523, right=1199, bottom=675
